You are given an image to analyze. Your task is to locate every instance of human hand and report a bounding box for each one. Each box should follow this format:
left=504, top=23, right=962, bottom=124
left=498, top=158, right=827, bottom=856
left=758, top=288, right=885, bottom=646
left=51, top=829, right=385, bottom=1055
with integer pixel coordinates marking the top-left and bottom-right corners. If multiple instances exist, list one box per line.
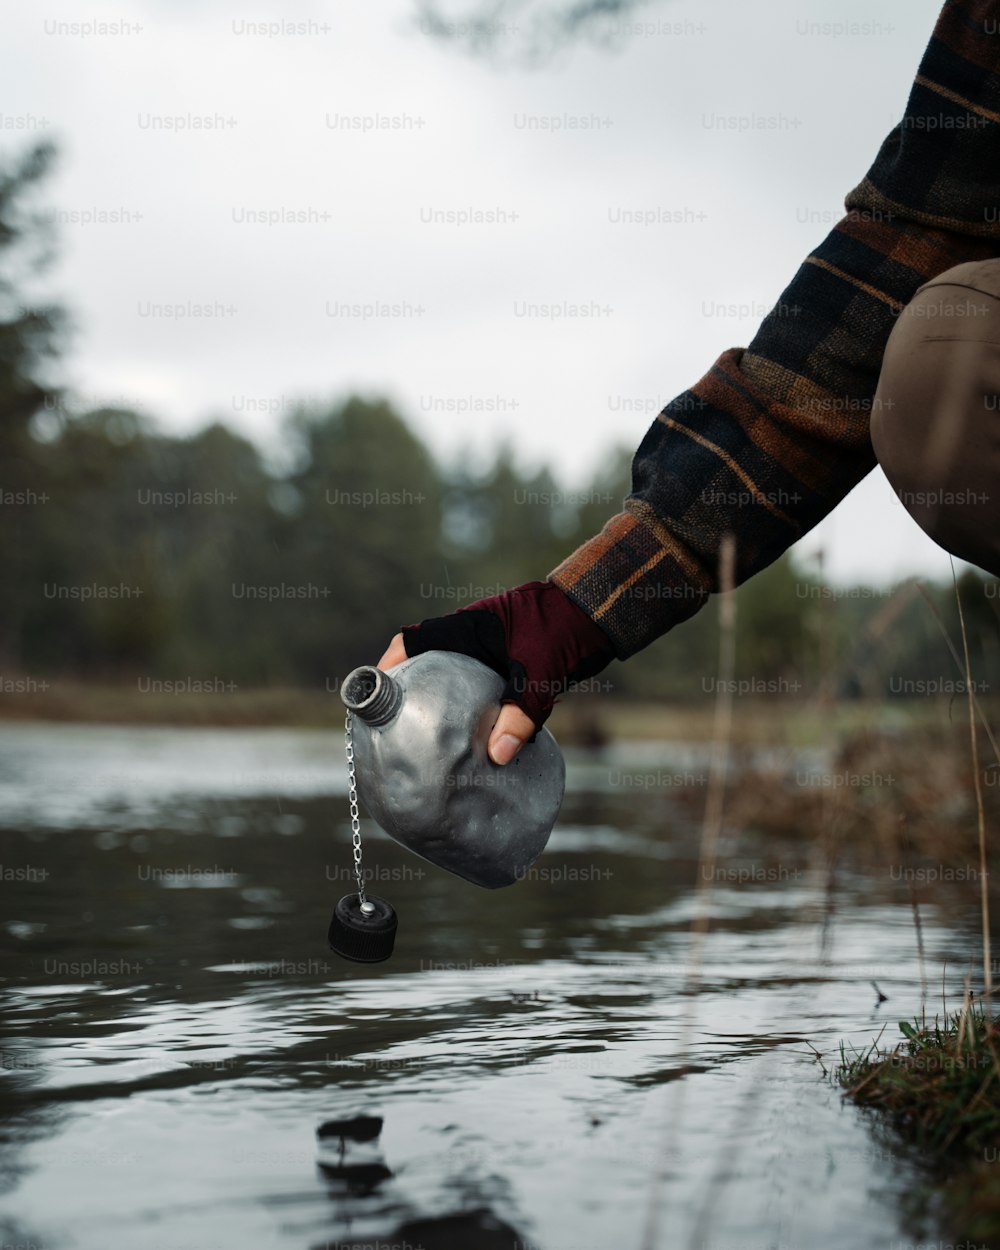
left=376, top=580, right=614, bottom=766
left=378, top=631, right=534, bottom=765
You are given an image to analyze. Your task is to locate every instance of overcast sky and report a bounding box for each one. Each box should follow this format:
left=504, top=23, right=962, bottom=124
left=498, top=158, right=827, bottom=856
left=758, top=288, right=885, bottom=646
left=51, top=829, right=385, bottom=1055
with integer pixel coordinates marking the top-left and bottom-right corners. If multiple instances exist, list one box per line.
left=5, top=0, right=962, bottom=585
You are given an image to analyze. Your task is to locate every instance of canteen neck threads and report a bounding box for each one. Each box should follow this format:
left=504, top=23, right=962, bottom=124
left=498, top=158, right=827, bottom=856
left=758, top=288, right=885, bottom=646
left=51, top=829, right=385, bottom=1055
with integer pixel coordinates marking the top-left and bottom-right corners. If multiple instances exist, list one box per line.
left=341, top=665, right=402, bottom=727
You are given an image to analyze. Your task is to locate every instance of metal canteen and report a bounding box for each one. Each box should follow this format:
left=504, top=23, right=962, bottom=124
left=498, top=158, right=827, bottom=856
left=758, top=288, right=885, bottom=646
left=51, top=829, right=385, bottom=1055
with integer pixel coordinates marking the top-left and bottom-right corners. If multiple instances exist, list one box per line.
left=339, top=652, right=565, bottom=888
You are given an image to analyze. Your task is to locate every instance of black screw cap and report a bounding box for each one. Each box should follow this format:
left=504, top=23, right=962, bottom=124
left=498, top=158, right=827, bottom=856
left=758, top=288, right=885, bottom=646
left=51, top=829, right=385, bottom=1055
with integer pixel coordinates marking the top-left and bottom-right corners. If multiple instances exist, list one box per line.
left=328, top=893, right=397, bottom=962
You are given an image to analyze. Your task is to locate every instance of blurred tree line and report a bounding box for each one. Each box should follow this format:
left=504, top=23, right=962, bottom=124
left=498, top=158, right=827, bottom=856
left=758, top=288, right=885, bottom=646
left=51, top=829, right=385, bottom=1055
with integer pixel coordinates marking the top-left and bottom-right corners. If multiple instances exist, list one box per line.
left=2, top=141, right=998, bottom=702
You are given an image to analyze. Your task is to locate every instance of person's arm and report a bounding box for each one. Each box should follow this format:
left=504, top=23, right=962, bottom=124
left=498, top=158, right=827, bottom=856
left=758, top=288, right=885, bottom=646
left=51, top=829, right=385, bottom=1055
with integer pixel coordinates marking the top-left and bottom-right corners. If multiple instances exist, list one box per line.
left=551, top=0, right=1000, bottom=656
left=383, top=0, right=1000, bottom=762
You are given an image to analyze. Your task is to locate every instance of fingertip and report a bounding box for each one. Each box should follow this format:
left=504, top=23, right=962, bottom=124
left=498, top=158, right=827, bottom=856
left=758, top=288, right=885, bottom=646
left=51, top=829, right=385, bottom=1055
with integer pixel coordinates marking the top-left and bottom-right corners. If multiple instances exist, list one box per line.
left=489, top=733, right=524, bottom=766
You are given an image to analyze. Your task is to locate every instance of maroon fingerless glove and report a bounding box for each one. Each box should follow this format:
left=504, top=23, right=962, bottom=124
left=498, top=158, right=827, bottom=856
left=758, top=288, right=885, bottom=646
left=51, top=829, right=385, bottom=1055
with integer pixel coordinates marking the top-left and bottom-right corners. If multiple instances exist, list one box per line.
left=399, top=580, right=615, bottom=731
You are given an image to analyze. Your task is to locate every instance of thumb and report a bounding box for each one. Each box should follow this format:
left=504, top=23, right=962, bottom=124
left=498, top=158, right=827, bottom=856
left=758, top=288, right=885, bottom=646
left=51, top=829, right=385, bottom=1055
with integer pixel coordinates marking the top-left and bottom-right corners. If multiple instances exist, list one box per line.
left=488, top=703, right=537, bottom=766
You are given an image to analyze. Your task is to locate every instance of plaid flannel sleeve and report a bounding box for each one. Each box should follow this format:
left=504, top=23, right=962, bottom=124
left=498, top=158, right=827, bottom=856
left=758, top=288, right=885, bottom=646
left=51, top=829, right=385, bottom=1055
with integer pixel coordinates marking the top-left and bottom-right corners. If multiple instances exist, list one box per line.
left=550, top=0, right=1000, bottom=659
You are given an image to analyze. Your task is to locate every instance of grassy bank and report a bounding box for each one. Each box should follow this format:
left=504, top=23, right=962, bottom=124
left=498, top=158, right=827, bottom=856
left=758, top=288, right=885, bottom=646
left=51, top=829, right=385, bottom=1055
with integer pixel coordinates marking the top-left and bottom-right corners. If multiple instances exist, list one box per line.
left=0, top=678, right=854, bottom=733
left=839, top=1008, right=1000, bottom=1241
left=0, top=678, right=981, bottom=739
left=0, top=680, right=347, bottom=728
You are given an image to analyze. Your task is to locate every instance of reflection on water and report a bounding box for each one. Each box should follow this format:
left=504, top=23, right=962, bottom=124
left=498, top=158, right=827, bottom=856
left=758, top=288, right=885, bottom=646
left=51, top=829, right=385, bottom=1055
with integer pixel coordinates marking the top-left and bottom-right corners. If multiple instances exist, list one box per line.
left=0, top=723, right=986, bottom=1250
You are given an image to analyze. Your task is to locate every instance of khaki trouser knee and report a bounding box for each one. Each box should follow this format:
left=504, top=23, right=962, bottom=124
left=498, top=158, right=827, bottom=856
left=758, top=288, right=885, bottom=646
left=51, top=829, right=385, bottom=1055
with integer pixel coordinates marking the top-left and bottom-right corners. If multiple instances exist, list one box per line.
left=871, top=258, right=1000, bottom=577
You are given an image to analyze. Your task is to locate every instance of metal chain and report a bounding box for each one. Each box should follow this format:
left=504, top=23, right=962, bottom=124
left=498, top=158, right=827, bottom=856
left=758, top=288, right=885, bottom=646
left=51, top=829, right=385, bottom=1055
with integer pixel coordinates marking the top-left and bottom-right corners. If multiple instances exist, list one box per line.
left=344, top=711, right=368, bottom=908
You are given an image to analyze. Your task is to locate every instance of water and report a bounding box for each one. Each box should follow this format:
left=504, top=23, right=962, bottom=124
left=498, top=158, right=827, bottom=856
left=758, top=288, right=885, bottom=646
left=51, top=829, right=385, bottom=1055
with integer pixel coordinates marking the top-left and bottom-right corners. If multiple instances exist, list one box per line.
left=0, top=723, right=984, bottom=1250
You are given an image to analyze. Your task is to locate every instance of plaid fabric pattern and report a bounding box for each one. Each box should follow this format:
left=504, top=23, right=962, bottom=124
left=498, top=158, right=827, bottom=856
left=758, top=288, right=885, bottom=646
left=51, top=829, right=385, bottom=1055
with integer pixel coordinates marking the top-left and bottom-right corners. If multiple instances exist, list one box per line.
left=550, top=0, right=1000, bottom=659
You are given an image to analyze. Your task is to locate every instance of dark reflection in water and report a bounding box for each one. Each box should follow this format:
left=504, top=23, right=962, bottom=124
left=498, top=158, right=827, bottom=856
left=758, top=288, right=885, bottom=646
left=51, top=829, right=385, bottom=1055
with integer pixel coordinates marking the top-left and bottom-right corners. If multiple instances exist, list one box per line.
left=317, top=1115, right=393, bottom=1195
left=0, top=724, right=989, bottom=1250
left=386, top=1210, right=528, bottom=1250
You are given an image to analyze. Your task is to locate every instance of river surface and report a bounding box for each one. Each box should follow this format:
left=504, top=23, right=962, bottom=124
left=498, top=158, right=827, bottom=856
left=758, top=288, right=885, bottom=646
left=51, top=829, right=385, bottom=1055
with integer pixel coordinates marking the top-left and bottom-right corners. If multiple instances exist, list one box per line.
left=0, top=722, right=987, bottom=1250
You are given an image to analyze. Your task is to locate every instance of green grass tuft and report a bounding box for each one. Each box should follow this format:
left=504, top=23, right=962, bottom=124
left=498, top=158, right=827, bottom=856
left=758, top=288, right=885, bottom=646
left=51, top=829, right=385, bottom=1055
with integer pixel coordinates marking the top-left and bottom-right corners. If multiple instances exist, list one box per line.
left=839, top=1007, right=1000, bottom=1156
